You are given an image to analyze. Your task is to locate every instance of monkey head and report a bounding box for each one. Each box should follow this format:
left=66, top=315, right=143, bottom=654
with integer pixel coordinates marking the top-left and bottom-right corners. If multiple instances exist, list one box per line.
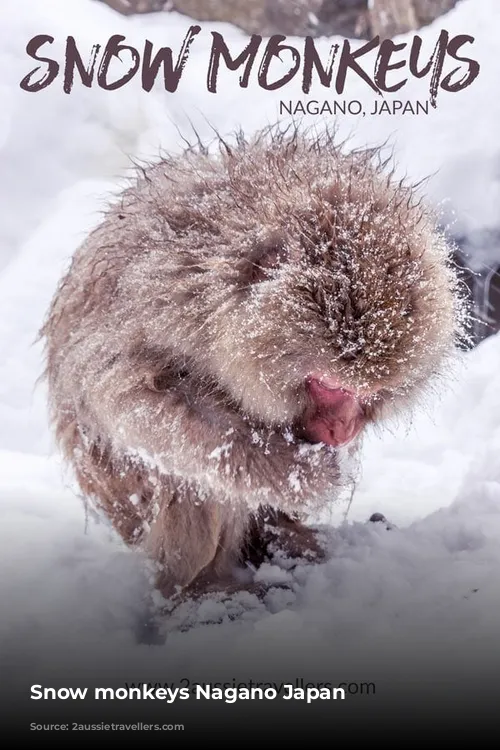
left=137, top=128, right=468, bottom=450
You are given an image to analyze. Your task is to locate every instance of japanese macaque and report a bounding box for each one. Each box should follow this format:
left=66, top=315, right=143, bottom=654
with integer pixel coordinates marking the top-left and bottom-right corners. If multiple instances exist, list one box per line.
left=40, top=125, right=466, bottom=600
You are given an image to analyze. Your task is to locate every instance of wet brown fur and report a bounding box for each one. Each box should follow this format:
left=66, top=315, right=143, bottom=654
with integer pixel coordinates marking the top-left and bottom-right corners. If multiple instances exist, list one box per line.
left=39, top=124, right=466, bottom=599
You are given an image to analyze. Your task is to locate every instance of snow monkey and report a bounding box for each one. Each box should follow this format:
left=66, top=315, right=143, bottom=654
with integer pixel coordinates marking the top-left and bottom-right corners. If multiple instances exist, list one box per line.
left=40, top=125, right=466, bottom=600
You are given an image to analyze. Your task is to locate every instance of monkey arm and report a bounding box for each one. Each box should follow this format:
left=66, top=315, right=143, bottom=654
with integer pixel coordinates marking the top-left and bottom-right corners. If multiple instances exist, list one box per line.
left=89, top=372, right=342, bottom=512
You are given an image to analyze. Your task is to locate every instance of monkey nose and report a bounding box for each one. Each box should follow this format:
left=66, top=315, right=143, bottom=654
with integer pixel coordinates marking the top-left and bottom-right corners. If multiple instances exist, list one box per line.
left=308, top=374, right=343, bottom=391
left=303, top=374, right=366, bottom=448
left=306, top=375, right=356, bottom=408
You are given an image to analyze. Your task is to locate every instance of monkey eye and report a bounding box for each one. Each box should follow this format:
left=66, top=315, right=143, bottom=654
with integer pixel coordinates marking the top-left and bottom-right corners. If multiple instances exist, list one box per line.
left=240, top=235, right=288, bottom=286
left=250, top=248, right=286, bottom=283
left=149, top=365, right=189, bottom=392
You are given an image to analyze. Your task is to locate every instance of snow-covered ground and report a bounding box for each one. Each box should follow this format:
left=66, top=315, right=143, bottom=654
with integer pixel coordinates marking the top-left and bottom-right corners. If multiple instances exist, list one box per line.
left=1, top=0, right=500, bottom=695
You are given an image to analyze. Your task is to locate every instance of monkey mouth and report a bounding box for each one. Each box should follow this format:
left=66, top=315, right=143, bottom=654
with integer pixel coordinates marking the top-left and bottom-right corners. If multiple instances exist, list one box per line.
left=300, top=376, right=366, bottom=448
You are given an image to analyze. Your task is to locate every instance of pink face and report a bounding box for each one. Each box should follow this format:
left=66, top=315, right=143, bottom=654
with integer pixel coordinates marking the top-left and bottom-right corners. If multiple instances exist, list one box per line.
left=301, top=374, right=367, bottom=448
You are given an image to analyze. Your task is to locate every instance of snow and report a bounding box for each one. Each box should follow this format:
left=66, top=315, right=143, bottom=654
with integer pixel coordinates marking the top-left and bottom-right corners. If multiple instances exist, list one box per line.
left=1, top=0, right=500, bottom=696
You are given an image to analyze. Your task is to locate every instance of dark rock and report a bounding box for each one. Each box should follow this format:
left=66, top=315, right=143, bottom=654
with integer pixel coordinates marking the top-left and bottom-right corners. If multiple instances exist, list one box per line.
left=98, top=0, right=459, bottom=39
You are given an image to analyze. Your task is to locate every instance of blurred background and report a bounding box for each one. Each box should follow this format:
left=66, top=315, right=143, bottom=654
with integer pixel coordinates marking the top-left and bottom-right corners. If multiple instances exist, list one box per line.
left=100, top=1, right=459, bottom=39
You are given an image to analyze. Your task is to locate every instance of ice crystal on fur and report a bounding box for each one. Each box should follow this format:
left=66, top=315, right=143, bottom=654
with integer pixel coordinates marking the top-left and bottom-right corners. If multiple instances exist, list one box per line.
left=39, top=124, right=468, bottom=597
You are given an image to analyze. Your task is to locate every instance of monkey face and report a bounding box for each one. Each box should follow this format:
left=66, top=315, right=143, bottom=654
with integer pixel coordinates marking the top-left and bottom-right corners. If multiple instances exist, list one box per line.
left=204, top=172, right=464, bottom=442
